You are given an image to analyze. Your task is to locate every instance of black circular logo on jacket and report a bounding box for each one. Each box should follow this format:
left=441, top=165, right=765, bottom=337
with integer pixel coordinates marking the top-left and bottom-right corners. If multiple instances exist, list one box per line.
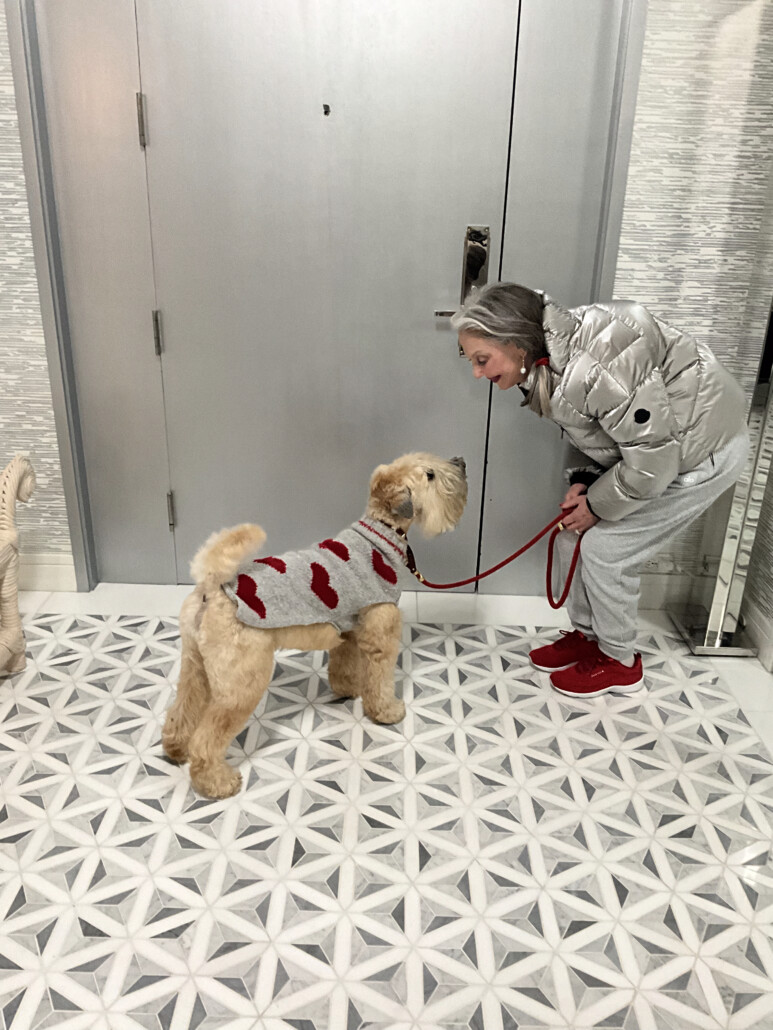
left=634, top=408, right=650, bottom=424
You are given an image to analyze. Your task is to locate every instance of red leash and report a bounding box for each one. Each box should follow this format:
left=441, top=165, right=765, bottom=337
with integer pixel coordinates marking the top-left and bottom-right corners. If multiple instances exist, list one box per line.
left=406, top=511, right=582, bottom=609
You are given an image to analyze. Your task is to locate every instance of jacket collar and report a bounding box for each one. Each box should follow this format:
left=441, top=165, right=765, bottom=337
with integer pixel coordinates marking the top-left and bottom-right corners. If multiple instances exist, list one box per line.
left=537, top=292, right=580, bottom=374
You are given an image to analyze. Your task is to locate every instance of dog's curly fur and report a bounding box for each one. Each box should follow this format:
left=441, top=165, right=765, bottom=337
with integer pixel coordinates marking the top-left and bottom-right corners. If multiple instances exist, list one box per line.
left=163, top=453, right=467, bottom=798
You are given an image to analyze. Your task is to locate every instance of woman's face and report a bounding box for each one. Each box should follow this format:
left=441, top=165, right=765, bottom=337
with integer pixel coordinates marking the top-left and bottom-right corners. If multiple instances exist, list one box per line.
left=459, top=332, right=525, bottom=390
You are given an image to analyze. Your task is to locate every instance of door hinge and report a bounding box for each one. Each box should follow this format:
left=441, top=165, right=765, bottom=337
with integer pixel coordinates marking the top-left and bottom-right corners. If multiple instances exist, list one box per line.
left=166, top=491, right=176, bottom=531
left=136, top=92, right=148, bottom=149
left=152, top=309, right=163, bottom=355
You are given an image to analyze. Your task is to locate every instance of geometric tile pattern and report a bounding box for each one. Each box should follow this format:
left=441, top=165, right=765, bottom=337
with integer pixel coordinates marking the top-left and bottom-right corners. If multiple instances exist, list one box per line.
left=1, top=614, right=773, bottom=1029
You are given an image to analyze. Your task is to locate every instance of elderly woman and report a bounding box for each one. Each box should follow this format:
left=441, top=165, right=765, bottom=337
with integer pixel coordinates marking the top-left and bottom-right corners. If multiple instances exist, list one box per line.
left=453, top=282, right=748, bottom=698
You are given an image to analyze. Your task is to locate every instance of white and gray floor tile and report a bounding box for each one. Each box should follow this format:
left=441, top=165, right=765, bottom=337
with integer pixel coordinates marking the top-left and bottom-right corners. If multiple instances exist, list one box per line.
left=1, top=593, right=772, bottom=1029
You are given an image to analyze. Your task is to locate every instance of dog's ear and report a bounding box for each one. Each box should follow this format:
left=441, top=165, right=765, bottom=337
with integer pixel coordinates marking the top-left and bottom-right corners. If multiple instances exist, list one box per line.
left=370, top=467, right=414, bottom=520
left=394, top=491, right=414, bottom=519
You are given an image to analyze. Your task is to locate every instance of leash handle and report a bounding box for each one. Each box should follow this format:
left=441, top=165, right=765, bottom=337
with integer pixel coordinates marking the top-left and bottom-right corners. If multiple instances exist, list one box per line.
left=409, top=511, right=578, bottom=592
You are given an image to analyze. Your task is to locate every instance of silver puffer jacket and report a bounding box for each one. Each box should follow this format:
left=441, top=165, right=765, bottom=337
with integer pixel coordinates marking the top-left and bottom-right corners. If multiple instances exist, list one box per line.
left=540, top=295, right=746, bottom=521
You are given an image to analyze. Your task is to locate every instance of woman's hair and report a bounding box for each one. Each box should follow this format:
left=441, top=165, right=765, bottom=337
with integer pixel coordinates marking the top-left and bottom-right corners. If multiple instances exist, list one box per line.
left=450, top=282, right=553, bottom=417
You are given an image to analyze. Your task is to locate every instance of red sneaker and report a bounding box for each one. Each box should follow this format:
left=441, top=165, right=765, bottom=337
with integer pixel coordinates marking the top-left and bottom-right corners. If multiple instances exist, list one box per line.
left=550, top=652, right=644, bottom=697
left=529, top=630, right=601, bottom=672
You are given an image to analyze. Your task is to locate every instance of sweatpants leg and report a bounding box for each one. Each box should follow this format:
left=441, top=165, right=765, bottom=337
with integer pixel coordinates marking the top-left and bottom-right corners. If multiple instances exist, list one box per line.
left=557, top=432, right=749, bottom=663
left=552, top=529, right=596, bottom=640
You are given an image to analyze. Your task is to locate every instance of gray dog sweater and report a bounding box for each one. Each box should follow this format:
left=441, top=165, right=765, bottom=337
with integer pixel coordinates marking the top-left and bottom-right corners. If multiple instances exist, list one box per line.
left=222, top=517, right=407, bottom=632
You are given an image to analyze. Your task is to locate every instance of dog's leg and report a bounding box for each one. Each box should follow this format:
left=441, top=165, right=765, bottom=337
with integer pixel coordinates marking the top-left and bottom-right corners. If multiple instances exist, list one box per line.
left=354, top=604, right=405, bottom=725
left=187, top=636, right=274, bottom=799
left=163, top=593, right=211, bottom=763
left=328, top=632, right=364, bottom=700
left=163, top=636, right=210, bottom=763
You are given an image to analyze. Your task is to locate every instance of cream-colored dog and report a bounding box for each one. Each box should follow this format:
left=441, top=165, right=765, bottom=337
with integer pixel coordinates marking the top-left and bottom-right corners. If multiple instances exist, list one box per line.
left=163, top=453, right=467, bottom=798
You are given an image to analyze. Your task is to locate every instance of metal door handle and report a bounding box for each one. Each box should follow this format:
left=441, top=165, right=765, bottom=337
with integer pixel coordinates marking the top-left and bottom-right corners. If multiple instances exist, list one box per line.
left=461, top=225, right=490, bottom=302
left=435, top=226, right=490, bottom=354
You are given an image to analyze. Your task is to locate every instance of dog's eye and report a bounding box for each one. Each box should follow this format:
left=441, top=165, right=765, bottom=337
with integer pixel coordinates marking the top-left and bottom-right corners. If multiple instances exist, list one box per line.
left=426, top=470, right=435, bottom=481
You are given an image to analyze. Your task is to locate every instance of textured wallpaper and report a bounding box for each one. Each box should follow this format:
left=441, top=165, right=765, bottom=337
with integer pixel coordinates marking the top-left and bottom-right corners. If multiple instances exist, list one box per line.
left=0, top=7, right=71, bottom=554
left=615, top=0, right=772, bottom=385
left=613, top=0, right=773, bottom=598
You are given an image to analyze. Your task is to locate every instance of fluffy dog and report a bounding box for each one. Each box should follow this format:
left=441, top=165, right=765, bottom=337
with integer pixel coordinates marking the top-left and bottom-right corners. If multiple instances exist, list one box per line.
left=163, top=453, right=467, bottom=798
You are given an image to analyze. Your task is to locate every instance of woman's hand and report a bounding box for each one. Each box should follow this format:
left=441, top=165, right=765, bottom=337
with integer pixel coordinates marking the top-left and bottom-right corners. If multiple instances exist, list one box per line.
left=561, top=482, right=588, bottom=508
left=560, top=491, right=600, bottom=534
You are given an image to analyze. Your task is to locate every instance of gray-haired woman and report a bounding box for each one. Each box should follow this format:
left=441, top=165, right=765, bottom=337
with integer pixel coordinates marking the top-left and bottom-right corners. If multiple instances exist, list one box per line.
left=452, top=282, right=748, bottom=699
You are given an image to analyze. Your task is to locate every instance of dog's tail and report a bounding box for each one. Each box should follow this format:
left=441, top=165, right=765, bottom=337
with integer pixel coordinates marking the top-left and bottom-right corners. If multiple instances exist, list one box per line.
left=190, top=524, right=267, bottom=594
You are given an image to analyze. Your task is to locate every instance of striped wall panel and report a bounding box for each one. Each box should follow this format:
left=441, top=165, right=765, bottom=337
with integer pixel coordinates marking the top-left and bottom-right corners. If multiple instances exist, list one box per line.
left=0, top=7, right=71, bottom=554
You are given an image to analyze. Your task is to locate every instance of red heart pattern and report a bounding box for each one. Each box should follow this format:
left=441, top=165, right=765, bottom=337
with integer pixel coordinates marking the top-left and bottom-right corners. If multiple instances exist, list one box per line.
left=371, top=549, right=397, bottom=584
left=236, top=574, right=267, bottom=619
left=310, top=561, right=339, bottom=609
left=236, top=540, right=396, bottom=623
left=253, top=556, right=287, bottom=573
left=318, top=539, right=350, bottom=561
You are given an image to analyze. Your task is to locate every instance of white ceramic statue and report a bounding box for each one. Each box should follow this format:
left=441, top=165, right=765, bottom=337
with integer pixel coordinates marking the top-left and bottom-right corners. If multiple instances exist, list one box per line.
left=0, top=454, right=36, bottom=676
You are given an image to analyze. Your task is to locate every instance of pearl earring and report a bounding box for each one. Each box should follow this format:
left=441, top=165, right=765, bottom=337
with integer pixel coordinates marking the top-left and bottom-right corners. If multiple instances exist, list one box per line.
left=520, top=364, right=527, bottom=375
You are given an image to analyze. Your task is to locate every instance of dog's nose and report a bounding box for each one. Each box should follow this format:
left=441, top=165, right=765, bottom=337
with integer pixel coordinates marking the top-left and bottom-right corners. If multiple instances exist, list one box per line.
left=451, top=456, right=466, bottom=475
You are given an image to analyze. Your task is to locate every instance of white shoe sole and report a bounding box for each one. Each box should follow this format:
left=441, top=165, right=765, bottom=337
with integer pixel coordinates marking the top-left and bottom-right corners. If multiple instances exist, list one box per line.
left=551, top=676, right=645, bottom=697
left=530, top=660, right=577, bottom=673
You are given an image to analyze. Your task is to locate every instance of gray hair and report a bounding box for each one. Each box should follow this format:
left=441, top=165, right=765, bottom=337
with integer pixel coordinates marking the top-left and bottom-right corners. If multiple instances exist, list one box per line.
left=451, top=282, right=553, bottom=417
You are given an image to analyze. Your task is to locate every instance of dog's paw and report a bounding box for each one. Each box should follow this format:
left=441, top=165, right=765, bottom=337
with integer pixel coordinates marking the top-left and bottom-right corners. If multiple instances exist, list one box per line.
left=162, top=733, right=188, bottom=764
left=192, top=764, right=242, bottom=799
left=329, top=680, right=360, bottom=700
left=368, top=698, right=406, bottom=725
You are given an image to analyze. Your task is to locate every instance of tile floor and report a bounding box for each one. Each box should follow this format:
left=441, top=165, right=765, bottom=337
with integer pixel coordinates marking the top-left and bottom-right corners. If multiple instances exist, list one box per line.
left=1, top=588, right=772, bottom=1029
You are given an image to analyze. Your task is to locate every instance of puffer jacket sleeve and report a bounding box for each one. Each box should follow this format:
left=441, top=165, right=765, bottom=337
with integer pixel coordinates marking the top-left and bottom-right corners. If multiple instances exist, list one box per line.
left=563, top=442, right=603, bottom=488
left=585, top=367, right=682, bottom=521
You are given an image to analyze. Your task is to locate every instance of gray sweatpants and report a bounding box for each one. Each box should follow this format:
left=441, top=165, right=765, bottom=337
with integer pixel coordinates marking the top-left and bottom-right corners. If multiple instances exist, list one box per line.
left=553, top=432, right=749, bottom=663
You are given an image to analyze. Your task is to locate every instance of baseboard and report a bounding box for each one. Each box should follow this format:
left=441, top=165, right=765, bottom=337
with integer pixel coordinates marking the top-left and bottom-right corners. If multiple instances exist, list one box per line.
left=638, top=572, right=713, bottom=609
left=14, top=561, right=758, bottom=631
left=19, top=552, right=78, bottom=592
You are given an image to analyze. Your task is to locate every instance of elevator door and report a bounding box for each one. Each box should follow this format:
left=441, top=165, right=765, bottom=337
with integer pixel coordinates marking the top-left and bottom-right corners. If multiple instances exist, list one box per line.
left=135, top=0, right=520, bottom=583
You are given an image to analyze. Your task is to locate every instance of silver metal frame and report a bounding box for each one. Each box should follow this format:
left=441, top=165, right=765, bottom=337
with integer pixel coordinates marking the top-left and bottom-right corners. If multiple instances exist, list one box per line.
left=4, top=0, right=96, bottom=589
left=668, top=607, right=758, bottom=658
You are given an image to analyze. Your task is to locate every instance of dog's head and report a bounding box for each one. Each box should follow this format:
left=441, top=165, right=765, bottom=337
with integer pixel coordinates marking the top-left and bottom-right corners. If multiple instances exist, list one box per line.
left=367, top=453, right=467, bottom=537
